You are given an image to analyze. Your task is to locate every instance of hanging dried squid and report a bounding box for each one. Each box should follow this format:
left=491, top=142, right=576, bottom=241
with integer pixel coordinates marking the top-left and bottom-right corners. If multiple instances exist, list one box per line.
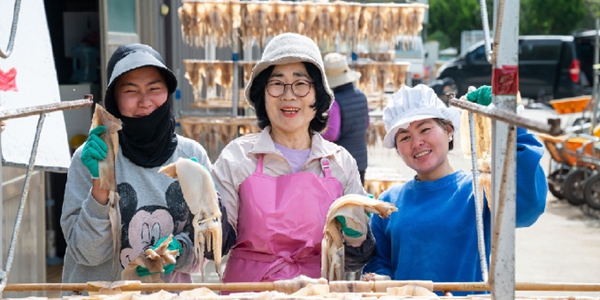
left=91, top=105, right=122, bottom=275
left=354, top=63, right=374, bottom=93
left=283, top=2, right=303, bottom=34
left=365, top=5, right=389, bottom=48
left=266, top=0, right=285, bottom=37
left=391, top=62, right=410, bottom=91
left=300, top=1, right=318, bottom=40
left=248, top=3, right=269, bottom=48
left=206, top=2, right=232, bottom=47
left=202, top=62, right=221, bottom=101
left=179, top=2, right=207, bottom=48
left=322, top=194, right=397, bottom=281
left=343, top=3, right=362, bottom=48
left=158, top=158, right=223, bottom=281
left=239, top=3, right=254, bottom=48
left=459, top=94, right=492, bottom=210
left=313, top=3, right=337, bottom=47
left=405, top=4, right=426, bottom=37
left=375, top=62, right=392, bottom=93
left=183, top=59, right=203, bottom=102
left=216, top=61, right=233, bottom=100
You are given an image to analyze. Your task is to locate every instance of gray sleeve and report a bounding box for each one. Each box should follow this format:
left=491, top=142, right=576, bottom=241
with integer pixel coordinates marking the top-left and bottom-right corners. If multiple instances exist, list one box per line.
left=60, top=146, right=115, bottom=266
left=173, top=232, right=201, bottom=274
left=344, top=228, right=376, bottom=272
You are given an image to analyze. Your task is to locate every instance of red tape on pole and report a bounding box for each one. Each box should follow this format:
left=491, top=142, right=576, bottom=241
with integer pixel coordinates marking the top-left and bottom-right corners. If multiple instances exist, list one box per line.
left=0, top=68, right=18, bottom=92
left=492, top=65, right=518, bottom=95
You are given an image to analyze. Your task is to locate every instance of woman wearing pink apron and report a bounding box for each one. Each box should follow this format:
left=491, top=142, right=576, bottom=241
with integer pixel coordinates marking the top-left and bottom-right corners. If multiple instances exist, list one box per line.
left=211, top=33, right=375, bottom=285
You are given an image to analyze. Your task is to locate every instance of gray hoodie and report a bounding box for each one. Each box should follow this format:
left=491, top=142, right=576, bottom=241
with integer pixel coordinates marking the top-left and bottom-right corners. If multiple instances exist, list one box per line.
left=61, top=135, right=210, bottom=293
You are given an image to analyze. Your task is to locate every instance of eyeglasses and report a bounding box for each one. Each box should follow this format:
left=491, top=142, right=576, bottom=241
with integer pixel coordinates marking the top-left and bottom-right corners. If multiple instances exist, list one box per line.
left=265, top=79, right=313, bottom=97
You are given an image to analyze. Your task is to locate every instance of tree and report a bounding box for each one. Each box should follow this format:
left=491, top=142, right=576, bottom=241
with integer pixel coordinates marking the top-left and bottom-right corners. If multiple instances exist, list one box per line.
left=519, top=0, right=585, bottom=35
left=427, top=0, right=493, bottom=49
left=427, top=0, right=586, bottom=48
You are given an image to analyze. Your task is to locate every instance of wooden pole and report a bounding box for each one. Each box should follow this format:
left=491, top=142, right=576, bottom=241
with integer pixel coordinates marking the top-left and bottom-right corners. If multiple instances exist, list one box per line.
left=0, top=98, right=93, bottom=121
left=3, top=282, right=600, bottom=293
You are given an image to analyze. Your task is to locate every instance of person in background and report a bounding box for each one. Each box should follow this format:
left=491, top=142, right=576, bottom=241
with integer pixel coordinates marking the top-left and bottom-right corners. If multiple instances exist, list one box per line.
left=321, top=52, right=370, bottom=185
left=211, top=33, right=375, bottom=284
left=61, top=43, right=232, bottom=291
left=363, top=85, right=546, bottom=296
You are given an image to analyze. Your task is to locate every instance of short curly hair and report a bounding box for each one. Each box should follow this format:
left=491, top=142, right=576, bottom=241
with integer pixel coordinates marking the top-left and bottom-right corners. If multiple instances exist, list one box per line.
left=250, top=62, right=331, bottom=133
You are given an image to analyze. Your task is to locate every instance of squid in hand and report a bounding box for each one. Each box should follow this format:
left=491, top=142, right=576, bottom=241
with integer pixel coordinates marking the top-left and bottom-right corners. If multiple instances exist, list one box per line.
left=158, top=158, right=222, bottom=281
left=91, top=105, right=122, bottom=278
left=322, top=194, right=397, bottom=281
left=121, top=235, right=180, bottom=283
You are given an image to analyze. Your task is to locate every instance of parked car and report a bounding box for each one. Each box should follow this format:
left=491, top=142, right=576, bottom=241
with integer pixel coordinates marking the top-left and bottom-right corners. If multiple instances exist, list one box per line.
left=573, top=30, right=597, bottom=95
left=434, top=35, right=588, bottom=103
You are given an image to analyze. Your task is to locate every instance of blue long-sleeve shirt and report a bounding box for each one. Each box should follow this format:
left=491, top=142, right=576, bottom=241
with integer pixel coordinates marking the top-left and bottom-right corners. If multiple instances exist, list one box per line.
left=363, top=128, right=547, bottom=296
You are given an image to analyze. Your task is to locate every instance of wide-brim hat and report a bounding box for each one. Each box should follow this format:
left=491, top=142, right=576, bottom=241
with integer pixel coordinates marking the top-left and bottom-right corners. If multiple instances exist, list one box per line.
left=324, top=52, right=361, bottom=88
left=244, top=33, right=334, bottom=108
left=104, top=44, right=177, bottom=117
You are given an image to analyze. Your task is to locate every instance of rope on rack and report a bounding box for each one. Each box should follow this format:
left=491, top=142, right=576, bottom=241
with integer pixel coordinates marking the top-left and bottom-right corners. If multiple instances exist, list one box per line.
left=478, top=0, right=493, bottom=63
left=0, top=113, right=45, bottom=292
left=468, top=109, right=489, bottom=283
left=0, top=0, right=22, bottom=59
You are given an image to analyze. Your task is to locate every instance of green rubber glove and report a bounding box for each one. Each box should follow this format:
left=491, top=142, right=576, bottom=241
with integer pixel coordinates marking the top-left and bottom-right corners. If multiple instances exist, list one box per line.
left=190, top=157, right=218, bottom=191
left=135, top=235, right=183, bottom=277
left=80, top=126, right=108, bottom=178
left=335, top=216, right=364, bottom=238
left=466, top=85, right=492, bottom=106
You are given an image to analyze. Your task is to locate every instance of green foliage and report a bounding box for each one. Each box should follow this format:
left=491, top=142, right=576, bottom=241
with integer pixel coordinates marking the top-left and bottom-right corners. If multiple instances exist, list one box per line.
left=427, top=30, right=451, bottom=50
left=519, top=0, right=585, bottom=35
left=586, top=0, right=600, bottom=19
left=427, top=0, right=493, bottom=49
left=427, top=0, right=586, bottom=48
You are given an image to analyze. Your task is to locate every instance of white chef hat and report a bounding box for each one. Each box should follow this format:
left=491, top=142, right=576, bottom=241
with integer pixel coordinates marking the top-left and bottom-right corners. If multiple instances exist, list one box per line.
left=382, top=84, right=461, bottom=149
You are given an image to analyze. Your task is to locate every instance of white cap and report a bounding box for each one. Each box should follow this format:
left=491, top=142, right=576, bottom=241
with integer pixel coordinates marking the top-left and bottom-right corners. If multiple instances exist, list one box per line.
left=382, top=84, right=461, bottom=149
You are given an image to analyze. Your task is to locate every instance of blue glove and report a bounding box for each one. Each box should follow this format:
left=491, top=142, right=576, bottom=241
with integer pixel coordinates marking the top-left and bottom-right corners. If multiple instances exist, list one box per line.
left=136, top=235, right=182, bottom=277
left=335, top=216, right=364, bottom=238
left=466, top=85, right=492, bottom=106
left=80, top=126, right=107, bottom=178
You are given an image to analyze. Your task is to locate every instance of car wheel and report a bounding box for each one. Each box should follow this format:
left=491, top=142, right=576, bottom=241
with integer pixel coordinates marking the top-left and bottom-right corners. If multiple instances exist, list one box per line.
left=583, top=173, right=600, bottom=210
left=547, top=167, right=570, bottom=200
left=563, top=169, right=590, bottom=206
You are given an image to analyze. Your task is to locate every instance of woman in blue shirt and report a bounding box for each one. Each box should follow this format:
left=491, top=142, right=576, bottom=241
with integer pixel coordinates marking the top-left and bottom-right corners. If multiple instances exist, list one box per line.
left=363, top=85, right=547, bottom=296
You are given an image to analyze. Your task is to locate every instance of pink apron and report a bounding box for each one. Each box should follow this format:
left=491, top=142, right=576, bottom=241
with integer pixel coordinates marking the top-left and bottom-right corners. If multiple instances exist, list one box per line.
left=222, top=154, right=343, bottom=283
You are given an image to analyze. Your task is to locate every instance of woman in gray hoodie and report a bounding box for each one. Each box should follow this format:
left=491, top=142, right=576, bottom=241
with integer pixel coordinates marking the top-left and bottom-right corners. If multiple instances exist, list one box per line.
left=60, top=44, right=234, bottom=291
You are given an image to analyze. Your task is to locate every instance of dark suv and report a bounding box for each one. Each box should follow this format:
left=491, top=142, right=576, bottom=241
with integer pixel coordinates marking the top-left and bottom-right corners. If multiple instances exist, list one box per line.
left=434, top=35, right=588, bottom=103
left=573, top=30, right=597, bottom=95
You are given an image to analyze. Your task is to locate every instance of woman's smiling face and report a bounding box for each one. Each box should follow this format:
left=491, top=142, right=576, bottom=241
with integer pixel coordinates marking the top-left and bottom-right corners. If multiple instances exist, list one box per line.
left=395, top=118, right=454, bottom=181
left=264, top=62, right=316, bottom=137
left=114, top=66, right=168, bottom=118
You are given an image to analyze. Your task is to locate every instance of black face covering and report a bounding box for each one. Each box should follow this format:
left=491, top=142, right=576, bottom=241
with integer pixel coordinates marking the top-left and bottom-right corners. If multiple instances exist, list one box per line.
left=118, top=98, right=177, bottom=168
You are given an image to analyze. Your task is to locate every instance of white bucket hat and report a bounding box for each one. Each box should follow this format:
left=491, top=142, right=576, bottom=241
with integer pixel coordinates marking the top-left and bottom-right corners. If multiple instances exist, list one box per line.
left=244, top=33, right=334, bottom=108
left=324, top=53, right=361, bottom=88
left=382, top=84, right=461, bottom=149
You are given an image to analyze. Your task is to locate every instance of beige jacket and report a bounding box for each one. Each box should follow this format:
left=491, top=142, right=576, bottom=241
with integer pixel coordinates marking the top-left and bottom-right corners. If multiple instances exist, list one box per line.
left=212, top=126, right=367, bottom=230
